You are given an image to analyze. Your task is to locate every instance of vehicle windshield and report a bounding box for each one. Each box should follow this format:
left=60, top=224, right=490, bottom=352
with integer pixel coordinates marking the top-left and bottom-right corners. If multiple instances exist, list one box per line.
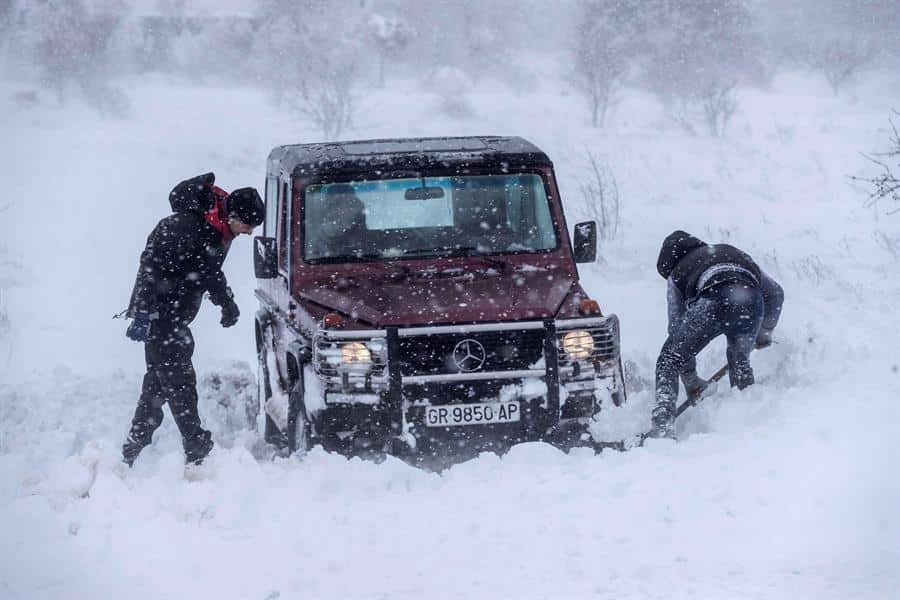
left=303, top=173, right=558, bottom=262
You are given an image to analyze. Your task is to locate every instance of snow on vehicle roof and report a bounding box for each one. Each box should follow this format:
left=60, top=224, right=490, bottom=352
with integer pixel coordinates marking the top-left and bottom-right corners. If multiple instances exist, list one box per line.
left=269, top=136, right=552, bottom=178
left=339, top=138, right=490, bottom=155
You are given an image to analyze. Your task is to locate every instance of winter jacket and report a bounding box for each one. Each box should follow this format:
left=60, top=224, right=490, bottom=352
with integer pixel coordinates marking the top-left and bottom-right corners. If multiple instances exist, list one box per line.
left=658, top=230, right=784, bottom=334
left=127, top=173, right=234, bottom=326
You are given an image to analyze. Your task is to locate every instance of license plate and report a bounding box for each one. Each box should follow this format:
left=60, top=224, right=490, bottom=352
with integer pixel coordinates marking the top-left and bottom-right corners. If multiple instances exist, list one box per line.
left=424, top=401, right=520, bottom=428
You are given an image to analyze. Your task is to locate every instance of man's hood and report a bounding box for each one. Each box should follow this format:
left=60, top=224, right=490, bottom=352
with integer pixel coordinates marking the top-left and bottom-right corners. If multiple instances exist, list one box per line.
left=657, top=230, right=707, bottom=279
left=169, top=172, right=216, bottom=214
left=299, top=264, right=577, bottom=327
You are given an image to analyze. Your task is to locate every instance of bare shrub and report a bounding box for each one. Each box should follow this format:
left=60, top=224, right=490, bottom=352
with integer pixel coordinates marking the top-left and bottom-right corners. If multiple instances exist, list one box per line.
left=808, top=36, right=875, bottom=96
left=579, top=152, right=620, bottom=241
left=80, top=83, right=132, bottom=118
left=11, top=90, right=40, bottom=111
left=0, top=203, right=20, bottom=350
left=789, top=255, right=835, bottom=286
left=700, top=80, right=738, bottom=138
left=0, top=288, right=9, bottom=343
left=703, top=226, right=737, bottom=242
left=874, top=231, right=900, bottom=260
left=854, top=113, right=900, bottom=214
left=663, top=76, right=738, bottom=137
left=430, top=66, right=475, bottom=120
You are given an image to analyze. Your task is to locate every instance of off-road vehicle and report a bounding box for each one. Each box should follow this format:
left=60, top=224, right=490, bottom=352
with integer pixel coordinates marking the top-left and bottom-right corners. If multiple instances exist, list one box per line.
left=253, top=136, right=625, bottom=461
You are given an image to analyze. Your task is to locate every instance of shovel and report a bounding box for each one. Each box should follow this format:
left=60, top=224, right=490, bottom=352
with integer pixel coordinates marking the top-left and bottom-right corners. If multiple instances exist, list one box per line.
left=674, top=363, right=729, bottom=417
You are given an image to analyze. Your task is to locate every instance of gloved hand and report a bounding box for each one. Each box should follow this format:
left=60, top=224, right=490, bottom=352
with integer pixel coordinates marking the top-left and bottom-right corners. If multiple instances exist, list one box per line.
left=680, top=371, right=709, bottom=401
left=754, top=328, right=774, bottom=349
left=126, top=312, right=152, bottom=342
left=220, top=299, right=240, bottom=328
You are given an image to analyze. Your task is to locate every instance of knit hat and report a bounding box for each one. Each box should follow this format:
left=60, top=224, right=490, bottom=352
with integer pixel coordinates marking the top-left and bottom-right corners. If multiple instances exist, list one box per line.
left=656, top=230, right=707, bottom=278
left=225, top=187, right=265, bottom=227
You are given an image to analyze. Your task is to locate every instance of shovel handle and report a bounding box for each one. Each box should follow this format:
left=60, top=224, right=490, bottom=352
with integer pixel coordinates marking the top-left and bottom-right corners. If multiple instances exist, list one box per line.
left=675, top=363, right=729, bottom=417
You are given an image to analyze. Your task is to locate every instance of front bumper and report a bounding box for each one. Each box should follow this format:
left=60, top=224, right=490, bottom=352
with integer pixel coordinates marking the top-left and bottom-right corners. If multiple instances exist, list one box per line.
left=311, top=316, right=623, bottom=453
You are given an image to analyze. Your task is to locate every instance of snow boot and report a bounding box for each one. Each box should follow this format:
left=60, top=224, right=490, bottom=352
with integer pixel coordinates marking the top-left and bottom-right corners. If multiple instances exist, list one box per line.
left=726, top=346, right=755, bottom=390
left=122, top=434, right=147, bottom=468
left=184, top=431, right=214, bottom=466
left=648, top=403, right=676, bottom=439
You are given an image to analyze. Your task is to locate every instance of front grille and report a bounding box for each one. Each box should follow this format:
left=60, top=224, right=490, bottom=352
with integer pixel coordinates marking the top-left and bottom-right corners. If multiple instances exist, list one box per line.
left=398, top=328, right=545, bottom=376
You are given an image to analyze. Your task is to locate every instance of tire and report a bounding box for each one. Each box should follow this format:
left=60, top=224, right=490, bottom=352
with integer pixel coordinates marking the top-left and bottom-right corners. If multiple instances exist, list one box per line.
left=287, top=376, right=312, bottom=457
left=611, top=357, right=627, bottom=407
left=258, top=330, right=286, bottom=448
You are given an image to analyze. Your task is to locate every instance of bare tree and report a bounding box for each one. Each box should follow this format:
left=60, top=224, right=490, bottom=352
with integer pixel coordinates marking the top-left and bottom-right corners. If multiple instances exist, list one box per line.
left=573, top=1, right=627, bottom=128
left=642, top=0, right=752, bottom=137
left=258, top=0, right=362, bottom=140
left=699, top=79, right=738, bottom=138
left=663, top=76, right=738, bottom=137
left=367, top=13, right=414, bottom=88
left=298, top=51, right=359, bottom=141
left=579, top=152, right=620, bottom=241
left=0, top=0, right=11, bottom=40
left=32, top=0, right=118, bottom=103
left=809, top=36, right=875, bottom=96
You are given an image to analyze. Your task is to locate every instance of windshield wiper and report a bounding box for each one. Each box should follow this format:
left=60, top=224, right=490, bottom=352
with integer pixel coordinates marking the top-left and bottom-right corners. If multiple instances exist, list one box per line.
left=402, top=246, right=508, bottom=272
left=309, top=253, right=384, bottom=264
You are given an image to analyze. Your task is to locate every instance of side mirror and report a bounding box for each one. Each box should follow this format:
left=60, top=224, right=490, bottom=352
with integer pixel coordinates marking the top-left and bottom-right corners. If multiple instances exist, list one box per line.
left=254, top=236, right=278, bottom=279
left=572, top=221, right=597, bottom=263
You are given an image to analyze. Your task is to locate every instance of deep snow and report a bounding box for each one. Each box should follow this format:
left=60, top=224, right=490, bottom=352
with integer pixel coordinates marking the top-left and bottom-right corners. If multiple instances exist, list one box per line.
left=2, top=66, right=900, bottom=599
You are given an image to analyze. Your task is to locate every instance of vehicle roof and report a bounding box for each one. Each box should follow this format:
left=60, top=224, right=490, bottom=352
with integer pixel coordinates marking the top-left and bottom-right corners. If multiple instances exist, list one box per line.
left=268, top=136, right=552, bottom=179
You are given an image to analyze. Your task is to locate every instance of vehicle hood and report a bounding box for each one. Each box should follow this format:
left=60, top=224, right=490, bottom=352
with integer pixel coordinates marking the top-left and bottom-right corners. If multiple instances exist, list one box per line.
left=299, top=264, right=577, bottom=327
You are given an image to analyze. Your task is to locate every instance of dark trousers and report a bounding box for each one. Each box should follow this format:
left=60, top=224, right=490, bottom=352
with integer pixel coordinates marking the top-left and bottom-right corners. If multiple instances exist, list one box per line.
left=656, top=283, right=764, bottom=408
left=123, top=320, right=211, bottom=462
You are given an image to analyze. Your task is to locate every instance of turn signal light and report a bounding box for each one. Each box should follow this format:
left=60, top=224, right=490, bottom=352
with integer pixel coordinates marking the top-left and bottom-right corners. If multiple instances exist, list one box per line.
left=579, top=299, right=601, bottom=315
left=323, top=312, right=345, bottom=329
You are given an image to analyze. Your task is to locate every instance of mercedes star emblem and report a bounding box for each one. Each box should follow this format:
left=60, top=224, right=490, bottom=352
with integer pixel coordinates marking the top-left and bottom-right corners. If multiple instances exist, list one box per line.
left=452, top=339, right=487, bottom=372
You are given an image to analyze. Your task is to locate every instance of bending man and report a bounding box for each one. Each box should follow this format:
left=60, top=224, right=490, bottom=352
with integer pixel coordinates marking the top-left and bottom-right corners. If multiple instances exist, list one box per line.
left=650, top=230, right=784, bottom=439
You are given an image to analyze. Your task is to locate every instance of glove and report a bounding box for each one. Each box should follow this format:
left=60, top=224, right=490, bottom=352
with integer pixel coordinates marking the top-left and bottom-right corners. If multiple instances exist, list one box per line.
left=220, top=299, right=240, bottom=328
left=126, top=312, right=152, bottom=342
left=754, top=328, right=774, bottom=349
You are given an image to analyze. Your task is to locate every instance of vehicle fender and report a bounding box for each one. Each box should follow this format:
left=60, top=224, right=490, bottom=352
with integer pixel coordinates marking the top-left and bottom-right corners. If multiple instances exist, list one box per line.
left=285, top=339, right=312, bottom=381
left=255, top=308, right=274, bottom=351
left=255, top=307, right=274, bottom=330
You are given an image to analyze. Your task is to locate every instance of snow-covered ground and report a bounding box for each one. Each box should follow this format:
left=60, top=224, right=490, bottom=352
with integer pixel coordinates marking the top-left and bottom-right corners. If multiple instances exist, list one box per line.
left=2, top=68, right=900, bottom=599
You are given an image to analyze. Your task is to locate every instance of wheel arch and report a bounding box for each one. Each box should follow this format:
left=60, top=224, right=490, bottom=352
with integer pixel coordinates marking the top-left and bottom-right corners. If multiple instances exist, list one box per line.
left=285, top=339, right=312, bottom=386
left=254, top=308, right=273, bottom=354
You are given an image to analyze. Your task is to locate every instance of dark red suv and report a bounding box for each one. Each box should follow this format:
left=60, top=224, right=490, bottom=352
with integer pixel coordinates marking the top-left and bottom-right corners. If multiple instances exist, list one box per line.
left=253, top=136, right=625, bottom=460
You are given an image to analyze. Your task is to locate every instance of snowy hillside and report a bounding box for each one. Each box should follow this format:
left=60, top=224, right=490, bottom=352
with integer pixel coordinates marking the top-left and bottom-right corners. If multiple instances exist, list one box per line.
left=2, top=65, right=900, bottom=599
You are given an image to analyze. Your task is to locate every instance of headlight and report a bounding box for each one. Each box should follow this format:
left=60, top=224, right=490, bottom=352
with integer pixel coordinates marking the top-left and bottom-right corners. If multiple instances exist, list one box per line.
left=341, top=342, right=372, bottom=364
left=561, top=330, right=594, bottom=360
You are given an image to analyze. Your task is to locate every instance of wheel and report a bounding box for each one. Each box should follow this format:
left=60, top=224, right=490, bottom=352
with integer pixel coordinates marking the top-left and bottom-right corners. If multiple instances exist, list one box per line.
left=258, top=328, right=287, bottom=448
left=287, top=377, right=312, bottom=457
left=611, top=357, right=627, bottom=407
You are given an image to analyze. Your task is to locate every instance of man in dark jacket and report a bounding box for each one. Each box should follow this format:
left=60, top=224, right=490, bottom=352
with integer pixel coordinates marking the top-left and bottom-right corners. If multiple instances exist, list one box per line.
left=122, top=173, right=264, bottom=466
left=649, top=230, right=784, bottom=439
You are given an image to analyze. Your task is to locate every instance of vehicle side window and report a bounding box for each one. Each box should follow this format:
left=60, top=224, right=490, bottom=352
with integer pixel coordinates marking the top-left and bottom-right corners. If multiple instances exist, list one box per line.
left=264, top=176, right=278, bottom=237
left=278, top=180, right=290, bottom=273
